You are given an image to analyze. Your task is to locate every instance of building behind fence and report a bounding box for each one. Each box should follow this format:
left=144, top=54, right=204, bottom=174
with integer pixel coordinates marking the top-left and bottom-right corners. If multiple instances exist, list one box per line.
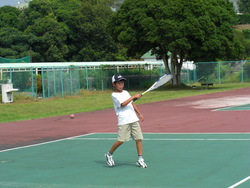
left=0, top=60, right=250, bottom=99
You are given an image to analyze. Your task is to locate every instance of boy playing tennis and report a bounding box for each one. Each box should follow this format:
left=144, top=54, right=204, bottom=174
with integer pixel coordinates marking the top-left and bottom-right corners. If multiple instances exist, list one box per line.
left=105, top=74, right=147, bottom=168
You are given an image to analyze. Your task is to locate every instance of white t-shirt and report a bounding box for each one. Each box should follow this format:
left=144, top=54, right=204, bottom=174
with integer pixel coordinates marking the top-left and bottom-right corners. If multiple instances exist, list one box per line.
left=112, top=90, right=139, bottom=126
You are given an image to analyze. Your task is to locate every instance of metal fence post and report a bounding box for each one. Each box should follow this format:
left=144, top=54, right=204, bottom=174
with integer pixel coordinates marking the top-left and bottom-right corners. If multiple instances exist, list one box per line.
left=41, top=68, right=46, bottom=99
left=31, top=68, right=35, bottom=97
left=9, top=68, right=12, bottom=83
left=47, top=69, right=51, bottom=98
left=60, top=68, right=64, bottom=98
left=193, top=63, right=197, bottom=82
left=101, top=66, right=104, bottom=91
left=218, top=62, right=221, bottom=84
left=85, top=66, right=89, bottom=90
left=77, top=67, right=81, bottom=94
left=70, top=67, right=73, bottom=95
left=241, top=61, right=244, bottom=83
left=53, top=68, right=56, bottom=96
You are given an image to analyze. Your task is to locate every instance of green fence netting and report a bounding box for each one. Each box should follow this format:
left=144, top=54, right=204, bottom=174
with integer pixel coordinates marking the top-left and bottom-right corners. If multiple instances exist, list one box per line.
left=195, top=60, right=250, bottom=84
left=0, top=64, right=166, bottom=99
left=0, top=68, right=37, bottom=96
left=79, top=65, right=166, bottom=91
left=1, top=60, right=250, bottom=100
left=0, top=56, right=31, bottom=63
left=41, top=67, right=81, bottom=98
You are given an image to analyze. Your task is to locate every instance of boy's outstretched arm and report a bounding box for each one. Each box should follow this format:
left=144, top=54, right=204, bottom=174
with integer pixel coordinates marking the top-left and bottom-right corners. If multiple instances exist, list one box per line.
left=121, top=94, right=141, bottom=107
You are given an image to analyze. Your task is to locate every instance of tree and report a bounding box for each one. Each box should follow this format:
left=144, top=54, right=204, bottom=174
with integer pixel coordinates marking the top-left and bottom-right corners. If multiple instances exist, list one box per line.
left=17, top=0, right=125, bottom=62
left=0, top=6, right=21, bottom=28
left=24, top=14, right=69, bottom=62
left=108, top=0, right=245, bottom=85
left=234, top=30, right=250, bottom=59
left=238, top=0, right=250, bottom=13
left=0, top=27, right=35, bottom=59
left=64, top=0, right=120, bottom=61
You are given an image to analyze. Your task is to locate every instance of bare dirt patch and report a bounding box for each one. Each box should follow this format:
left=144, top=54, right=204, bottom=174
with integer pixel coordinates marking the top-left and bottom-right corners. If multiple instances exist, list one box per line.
left=234, top=24, right=250, bottom=30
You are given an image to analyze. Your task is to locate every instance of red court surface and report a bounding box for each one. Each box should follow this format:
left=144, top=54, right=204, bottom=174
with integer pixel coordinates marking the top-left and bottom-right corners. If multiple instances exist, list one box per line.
left=0, top=87, right=250, bottom=151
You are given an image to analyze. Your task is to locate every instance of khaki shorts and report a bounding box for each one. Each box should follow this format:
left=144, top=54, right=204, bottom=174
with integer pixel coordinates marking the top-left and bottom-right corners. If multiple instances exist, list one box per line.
left=117, top=121, right=143, bottom=142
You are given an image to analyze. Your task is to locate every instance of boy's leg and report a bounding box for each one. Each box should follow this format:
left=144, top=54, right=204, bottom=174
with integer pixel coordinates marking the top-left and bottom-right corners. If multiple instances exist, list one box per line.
left=105, top=124, right=129, bottom=167
left=108, top=124, right=129, bottom=154
left=131, top=122, right=144, bottom=156
left=131, top=122, right=147, bottom=168
left=105, top=141, right=123, bottom=167
left=110, top=124, right=131, bottom=153
left=109, top=141, right=123, bottom=154
left=135, top=139, right=142, bottom=156
left=135, top=139, right=147, bottom=168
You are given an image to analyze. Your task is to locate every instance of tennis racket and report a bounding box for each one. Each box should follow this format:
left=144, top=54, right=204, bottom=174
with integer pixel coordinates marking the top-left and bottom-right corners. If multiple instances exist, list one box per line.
left=133, top=74, right=173, bottom=101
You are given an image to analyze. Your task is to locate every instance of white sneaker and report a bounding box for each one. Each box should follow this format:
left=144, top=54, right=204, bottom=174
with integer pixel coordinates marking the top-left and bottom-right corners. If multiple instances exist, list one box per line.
left=105, top=153, right=115, bottom=166
left=136, top=158, right=147, bottom=168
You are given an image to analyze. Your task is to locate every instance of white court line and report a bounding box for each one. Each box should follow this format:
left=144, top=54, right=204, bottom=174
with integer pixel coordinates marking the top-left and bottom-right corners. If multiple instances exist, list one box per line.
left=0, top=133, right=94, bottom=153
left=69, top=138, right=250, bottom=141
left=1, top=133, right=250, bottom=153
left=228, top=176, right=250, bottom=188
left=67, top=133, right=250, bottom=141
left=0, top=181, right=75, bottom=188
left=94, top=132, right=250, bottom=135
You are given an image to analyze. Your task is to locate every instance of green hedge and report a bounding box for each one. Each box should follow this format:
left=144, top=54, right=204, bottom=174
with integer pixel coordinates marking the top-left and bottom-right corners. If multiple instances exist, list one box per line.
left=237, top=14, right=250, bottom=24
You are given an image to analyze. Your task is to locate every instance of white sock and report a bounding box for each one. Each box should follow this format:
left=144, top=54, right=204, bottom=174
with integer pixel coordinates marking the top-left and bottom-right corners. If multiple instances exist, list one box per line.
left=108, top=152, right=112, bottom=156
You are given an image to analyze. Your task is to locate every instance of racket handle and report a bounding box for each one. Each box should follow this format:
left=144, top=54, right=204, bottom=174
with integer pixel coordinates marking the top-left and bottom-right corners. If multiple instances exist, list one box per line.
left=133, top=94, right=142, bottom=102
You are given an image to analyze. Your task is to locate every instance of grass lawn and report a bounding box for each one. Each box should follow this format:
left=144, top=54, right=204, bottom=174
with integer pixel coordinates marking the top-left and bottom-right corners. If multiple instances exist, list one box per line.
left=0, top=83, right=249, bottom=123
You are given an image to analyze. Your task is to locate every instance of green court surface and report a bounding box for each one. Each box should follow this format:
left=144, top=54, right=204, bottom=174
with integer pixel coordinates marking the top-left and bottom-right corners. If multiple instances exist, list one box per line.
left=0, top=133, right=250, bottom=188
left=214, top=104, right=250, bottom=111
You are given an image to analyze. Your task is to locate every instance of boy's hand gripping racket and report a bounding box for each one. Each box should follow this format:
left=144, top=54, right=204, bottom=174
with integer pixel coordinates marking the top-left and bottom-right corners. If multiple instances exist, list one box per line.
left=133, top=74, right=173, bottom=101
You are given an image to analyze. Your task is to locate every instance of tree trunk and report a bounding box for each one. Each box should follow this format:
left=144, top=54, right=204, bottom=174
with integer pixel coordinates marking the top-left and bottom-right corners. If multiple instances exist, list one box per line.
left=163, top=54, right=176, bottom=85
left=171, top=54, right=177, bottom=85
left=162, top=52, right=184, bottom=86
left=162, top=54, right=171, bottom=74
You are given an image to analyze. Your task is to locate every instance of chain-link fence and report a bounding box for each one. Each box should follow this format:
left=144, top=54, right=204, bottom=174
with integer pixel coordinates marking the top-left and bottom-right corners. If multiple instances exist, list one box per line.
left=194, top=60, right=250, bottom=84
left=0, top=68, right=37, bottom=97
left=41, top=67, right=81, bottom=98
left=1, top=60, right=249, bottom=100
left=0, top=63, right=166, bottom=99
left=79, top=64, right=165, bottom=91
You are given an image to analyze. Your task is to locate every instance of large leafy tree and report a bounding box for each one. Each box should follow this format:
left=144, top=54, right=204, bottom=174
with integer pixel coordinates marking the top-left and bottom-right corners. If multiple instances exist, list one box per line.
left=0, top=27, right=35, bottom=59
left=108, top=0, right=244, bottom=85
left=24, top=14, right=69, bottom=62
left=64, top=0, right=120, bottom=61
left=0, top=6, right=32, bottom=59
left=0, top=6, right=21, bottom=28
left=17, top=0, right=124, bottom=62
left=235, top=30, right=250, bottom=59
left=0, top=0, right=126, bottom=62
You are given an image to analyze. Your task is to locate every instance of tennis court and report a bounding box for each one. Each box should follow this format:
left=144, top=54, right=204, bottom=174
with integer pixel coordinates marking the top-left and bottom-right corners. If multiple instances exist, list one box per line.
left=0, top=133, right=249, bottom=188
left=0, top=87, right=250, bottom=188
left=214, top=104, right=250, bottom=111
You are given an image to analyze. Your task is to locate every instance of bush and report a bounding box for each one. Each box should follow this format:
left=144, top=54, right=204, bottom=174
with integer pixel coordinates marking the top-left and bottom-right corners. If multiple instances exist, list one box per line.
left=237, top=14, right=250, bottom=24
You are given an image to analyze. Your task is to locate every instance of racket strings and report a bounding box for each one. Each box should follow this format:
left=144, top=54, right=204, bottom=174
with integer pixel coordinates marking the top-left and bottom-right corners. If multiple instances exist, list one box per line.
left=153, top=74, right=172, bottom=88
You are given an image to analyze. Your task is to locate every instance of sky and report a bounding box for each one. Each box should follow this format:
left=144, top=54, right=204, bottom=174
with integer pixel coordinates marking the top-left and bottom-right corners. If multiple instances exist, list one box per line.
left=0, top=0, right=26, bottom=7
